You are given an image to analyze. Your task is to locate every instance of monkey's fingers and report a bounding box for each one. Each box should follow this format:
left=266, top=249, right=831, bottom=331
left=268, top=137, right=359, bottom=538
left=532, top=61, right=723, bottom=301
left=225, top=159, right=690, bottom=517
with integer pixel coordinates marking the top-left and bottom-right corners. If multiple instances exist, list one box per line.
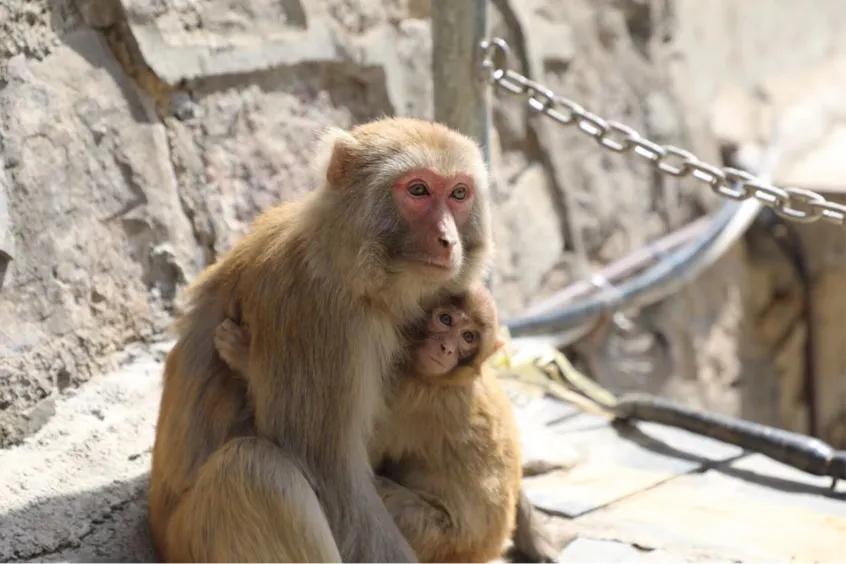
left=214, top=319, right=250, bottom=370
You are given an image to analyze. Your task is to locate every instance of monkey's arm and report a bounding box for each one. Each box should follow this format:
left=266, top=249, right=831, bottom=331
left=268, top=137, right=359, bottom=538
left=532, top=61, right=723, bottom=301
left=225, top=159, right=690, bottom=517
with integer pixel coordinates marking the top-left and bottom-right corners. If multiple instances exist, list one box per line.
left=244, top=302, right=417, bottom=562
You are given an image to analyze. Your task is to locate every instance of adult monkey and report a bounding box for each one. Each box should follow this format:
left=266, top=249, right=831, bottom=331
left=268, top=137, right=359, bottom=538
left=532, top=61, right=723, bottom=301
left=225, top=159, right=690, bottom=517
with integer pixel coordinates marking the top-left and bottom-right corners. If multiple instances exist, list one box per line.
left=148, top=118, right=492, bottom=562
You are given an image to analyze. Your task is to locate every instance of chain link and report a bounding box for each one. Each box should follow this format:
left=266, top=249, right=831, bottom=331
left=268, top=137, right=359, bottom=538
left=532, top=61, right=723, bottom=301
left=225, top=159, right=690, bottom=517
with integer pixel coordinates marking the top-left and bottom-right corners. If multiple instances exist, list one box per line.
left=480, top=38, right=846, bottom=228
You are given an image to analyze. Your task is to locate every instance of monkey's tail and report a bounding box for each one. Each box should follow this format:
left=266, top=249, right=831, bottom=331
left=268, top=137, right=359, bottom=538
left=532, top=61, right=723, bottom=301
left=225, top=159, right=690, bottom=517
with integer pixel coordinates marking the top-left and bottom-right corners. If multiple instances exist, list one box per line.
left=511, top=491, right=570, bottom=563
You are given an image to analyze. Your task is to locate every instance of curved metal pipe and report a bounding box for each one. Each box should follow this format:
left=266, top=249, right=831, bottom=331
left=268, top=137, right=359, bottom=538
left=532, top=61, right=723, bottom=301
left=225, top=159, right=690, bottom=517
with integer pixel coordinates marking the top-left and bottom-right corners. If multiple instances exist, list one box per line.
left=507, top=144, right=782, bottom=342
left=507, top=199, right=760, bottom=337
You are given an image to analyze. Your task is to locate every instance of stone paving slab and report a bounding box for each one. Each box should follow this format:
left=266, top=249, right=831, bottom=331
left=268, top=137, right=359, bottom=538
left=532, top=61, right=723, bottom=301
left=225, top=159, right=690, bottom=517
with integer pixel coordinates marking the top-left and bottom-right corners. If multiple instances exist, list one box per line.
left=631, top=421, right=745, bottom=462
left=521, top=422, right=583, bottom=477
left=571, top=466, right=846, bottom=562
left=717, top=453, right=846, bottom=506
left=521, top=418, right=742, bottom=518
left=510, top=383, right=846, bottom=562
left=509, top=390, right=582, bottom=428
left=557, top=537, right=677, bottom=563
left=545, top=411, right=610, bottom=434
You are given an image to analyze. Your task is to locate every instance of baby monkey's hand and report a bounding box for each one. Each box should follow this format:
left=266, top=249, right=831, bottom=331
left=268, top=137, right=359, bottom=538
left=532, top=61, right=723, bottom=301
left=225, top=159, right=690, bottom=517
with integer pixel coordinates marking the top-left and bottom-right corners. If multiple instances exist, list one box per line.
left=214, top=318, right=250, bottom=374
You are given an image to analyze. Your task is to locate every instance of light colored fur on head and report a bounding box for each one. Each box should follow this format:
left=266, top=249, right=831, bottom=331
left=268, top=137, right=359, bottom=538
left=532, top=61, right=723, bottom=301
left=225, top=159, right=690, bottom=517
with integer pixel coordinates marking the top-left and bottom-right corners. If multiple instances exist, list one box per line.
left=311, top=126, right=358, bottom=186
left=313, top=119, right=489, bottom=195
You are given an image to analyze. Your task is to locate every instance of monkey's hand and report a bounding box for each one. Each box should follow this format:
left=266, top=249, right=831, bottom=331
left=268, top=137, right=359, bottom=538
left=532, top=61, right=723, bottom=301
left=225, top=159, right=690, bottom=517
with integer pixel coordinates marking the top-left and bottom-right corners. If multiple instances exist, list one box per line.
left=214, top=318, right=250, bottom=375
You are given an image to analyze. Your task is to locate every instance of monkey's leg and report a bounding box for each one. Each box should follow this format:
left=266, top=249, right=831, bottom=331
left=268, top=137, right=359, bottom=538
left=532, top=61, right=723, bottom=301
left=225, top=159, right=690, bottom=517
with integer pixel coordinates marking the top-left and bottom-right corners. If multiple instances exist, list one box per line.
left=375, top=476, right=456, bottom=561
left=166, top=436, right=341, bottom=563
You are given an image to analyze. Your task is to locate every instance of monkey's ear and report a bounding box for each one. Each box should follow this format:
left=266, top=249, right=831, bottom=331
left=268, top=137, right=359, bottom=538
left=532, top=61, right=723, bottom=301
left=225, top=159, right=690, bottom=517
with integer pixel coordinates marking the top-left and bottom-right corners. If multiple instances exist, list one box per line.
left=494, top=337, right=506, bottom=351
left=315, top=128, right=359, bottom=188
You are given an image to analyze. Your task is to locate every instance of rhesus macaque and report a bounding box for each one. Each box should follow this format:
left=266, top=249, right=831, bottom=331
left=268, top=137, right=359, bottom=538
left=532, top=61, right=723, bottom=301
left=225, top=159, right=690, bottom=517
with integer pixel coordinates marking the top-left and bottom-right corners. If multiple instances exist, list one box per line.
left=148, top=118, right=492, bottom=562
left=215, top=285, right=532, bottom=562
left=372, top=285, right=520, bottom=562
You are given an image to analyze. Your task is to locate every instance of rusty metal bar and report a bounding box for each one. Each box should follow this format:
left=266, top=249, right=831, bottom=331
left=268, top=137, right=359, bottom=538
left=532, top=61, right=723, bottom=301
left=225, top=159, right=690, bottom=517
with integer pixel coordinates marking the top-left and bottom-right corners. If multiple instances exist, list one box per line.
left=432, top=0, right=490, bottom=162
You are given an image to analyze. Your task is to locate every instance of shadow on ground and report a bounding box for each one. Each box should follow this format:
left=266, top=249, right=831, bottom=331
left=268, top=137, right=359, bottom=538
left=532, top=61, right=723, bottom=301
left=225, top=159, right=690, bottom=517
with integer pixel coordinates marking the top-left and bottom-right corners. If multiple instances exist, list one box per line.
left=615, top=421, right=846, bottom=500
left=0, top=473, right=156, bottom=563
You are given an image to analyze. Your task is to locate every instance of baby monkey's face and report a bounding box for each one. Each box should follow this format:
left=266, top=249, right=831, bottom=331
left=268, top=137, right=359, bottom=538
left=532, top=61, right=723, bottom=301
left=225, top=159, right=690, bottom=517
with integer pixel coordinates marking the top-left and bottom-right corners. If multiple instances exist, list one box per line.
left=414, top=304, right=480, bottom=378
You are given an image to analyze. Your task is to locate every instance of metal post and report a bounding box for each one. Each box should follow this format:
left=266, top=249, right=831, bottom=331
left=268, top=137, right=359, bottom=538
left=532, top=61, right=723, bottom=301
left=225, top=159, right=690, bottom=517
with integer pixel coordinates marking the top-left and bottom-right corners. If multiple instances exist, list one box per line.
left=432, top=0, right=490, bottom=163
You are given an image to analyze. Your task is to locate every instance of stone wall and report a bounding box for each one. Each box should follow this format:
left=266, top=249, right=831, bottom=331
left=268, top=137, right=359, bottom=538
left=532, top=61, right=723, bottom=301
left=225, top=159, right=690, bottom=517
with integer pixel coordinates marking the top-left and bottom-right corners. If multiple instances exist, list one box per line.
left=1, top=0, right=844, bottom=446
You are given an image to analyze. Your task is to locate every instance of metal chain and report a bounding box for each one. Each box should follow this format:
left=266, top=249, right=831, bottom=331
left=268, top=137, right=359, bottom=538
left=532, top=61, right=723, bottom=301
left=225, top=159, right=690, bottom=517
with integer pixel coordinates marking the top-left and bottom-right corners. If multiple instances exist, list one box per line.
left=480, top=38, right=846, bottom=227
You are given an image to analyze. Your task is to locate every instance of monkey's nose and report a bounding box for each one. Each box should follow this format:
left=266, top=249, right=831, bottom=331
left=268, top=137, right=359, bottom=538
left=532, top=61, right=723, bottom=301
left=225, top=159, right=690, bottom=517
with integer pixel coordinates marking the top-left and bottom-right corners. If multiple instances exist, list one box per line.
left=440, top=342, right=454, bottom=355
left=438, top=236, right=456, bottom=249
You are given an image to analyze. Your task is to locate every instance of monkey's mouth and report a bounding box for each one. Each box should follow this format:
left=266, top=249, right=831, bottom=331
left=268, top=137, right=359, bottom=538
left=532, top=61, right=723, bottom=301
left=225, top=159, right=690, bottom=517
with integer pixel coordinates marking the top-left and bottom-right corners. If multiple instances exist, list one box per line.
left=428, top=353, right=448, bottom=369
left=427, top=353, right=457, bottom=374
left=410, top=256, right=455, bottom=271
left=424, top=260, right=452, bottom=270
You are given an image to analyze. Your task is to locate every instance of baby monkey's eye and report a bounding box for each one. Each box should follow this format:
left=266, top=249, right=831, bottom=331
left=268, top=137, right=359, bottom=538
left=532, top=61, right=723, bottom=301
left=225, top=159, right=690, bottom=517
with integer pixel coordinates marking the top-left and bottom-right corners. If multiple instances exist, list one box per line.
left=408, top=182, right=430, bottom=197
left=462, top=331, right=475, bottom=344
left=439, top=312, right=453, bottom=327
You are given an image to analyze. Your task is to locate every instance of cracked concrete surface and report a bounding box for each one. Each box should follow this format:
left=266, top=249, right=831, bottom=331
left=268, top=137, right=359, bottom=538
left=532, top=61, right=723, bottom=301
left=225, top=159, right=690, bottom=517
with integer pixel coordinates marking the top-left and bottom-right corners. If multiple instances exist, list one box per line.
left=0, top=342, right=166, bottom=562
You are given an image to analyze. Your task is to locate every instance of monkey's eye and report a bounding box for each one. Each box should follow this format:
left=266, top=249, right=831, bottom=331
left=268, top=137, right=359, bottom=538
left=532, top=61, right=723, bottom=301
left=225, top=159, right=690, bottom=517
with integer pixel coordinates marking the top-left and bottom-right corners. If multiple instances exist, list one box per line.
left=408, top=182, right=430, bottom=197
left=462, top=331, right=476, bottom=344
left=439, top=312, right=453, bottom=327
left=451, top=184, right=469, bottom=200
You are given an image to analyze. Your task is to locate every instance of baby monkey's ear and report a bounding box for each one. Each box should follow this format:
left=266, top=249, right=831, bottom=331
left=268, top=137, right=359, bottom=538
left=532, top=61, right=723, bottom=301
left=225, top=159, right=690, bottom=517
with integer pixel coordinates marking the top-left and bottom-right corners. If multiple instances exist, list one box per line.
left=472, top=337, right=503, bottom=370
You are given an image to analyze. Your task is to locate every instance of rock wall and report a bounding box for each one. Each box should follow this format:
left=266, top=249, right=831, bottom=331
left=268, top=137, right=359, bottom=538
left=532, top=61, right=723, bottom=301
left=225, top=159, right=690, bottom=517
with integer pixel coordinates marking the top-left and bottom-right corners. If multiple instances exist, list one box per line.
left=1, top=0, right=845, bottom=446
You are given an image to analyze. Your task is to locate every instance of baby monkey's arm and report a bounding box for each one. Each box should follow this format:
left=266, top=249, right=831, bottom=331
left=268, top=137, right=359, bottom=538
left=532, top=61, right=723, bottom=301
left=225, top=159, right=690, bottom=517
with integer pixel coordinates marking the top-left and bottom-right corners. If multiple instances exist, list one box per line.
left=214, top=318, right=250, bottom=375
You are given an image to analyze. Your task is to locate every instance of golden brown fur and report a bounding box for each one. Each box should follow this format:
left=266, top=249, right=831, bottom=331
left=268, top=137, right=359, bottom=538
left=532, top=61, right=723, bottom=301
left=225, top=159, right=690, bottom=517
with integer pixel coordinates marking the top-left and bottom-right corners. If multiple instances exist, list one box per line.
left=148, top=118, right=491, bottom=562
left=215, top=285, right=522, bottom=563
left=373, top=368, right=521, bottom=562
left=370, top=287, right=521, bottom=562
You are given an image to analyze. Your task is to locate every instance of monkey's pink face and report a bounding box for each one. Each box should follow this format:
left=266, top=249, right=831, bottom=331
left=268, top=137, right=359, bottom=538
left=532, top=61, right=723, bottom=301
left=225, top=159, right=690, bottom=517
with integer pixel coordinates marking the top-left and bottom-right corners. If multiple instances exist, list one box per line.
left=414, top=305, right=480, bottom=378
left=393, top=168, right=475, bottom=278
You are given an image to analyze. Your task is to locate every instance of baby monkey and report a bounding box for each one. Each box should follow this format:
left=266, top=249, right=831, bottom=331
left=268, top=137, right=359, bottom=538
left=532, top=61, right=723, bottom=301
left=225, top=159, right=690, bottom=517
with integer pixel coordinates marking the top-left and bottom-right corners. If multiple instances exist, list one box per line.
left=368, top=285, right=521, bottom=562
left=215, top=286, right=552, bottom=562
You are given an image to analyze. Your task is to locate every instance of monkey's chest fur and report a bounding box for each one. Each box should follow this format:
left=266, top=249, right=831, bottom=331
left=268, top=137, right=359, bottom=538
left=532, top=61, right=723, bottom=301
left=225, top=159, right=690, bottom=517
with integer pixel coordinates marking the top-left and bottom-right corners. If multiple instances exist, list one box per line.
left=372, top=373, right=521, bottom=532
left=371, top=374, right=520, bottom=561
